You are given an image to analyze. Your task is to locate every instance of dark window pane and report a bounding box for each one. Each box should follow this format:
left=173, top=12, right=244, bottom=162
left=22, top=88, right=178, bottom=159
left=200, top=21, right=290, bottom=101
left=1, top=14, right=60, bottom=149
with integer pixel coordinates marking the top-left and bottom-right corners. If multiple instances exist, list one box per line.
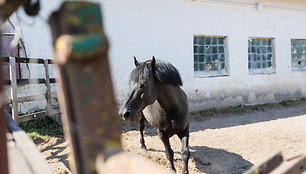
left=212, top=37, right=217, bottom=44
left=194, top=55, right=199, bottom=62
left=218, top=38, right=224, bottom=45
left=205, top=37, right=211, bottom=45
left=268, top=61, right=272, bottom=67
left=193, top=36, right=227, bottom=73
left=199, top=55, right=204, bottom=62
left=257, top=62, right=261, bottom=69
left=194, top=63, right=199, bottom=71
left=199, top=63, right=205, bottom=71
left=212, top=46, right=218, bottom=53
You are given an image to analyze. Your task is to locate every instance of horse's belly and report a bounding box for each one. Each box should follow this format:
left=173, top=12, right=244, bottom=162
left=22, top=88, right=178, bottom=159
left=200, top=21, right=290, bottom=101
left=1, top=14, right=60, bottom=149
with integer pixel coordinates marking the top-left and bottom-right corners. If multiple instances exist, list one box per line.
left=143, top=102, right=186, bottom=134
left=143, top=102, right=168, bottom=128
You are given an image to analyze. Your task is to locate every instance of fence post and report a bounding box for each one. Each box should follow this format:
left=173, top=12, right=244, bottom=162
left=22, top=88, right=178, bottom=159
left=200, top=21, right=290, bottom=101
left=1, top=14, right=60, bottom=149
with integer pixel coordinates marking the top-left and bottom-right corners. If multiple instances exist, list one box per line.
left=49, top=2, right=122, bottom=173
left=43, top=59, right=52, bottom=115
left=9, top=57, right=19, bottom=123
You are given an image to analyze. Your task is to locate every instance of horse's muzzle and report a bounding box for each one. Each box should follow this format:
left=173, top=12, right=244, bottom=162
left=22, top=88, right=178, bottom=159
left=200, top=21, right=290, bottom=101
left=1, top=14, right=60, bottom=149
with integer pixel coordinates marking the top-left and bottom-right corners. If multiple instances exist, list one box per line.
left=119, top=107, right=131, bottom=121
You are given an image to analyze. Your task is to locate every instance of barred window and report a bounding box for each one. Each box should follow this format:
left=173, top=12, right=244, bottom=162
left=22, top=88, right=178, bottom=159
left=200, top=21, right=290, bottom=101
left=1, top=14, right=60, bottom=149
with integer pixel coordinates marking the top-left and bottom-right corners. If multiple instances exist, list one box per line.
left=291, top=39, right=306, bottom=71
left=194, top=36, right=228, bottom=77
left=248, top=38, right=275, bottom=74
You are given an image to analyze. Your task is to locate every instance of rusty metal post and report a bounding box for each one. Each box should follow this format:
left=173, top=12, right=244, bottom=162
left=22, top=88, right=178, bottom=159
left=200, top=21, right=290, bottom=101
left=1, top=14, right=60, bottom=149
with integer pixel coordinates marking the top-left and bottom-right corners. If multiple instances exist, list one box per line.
left=0, top=1, right=31, bottom=173
left=49, top=2, right=122, bottom=174
left=0, top=31, right=9, bottom=174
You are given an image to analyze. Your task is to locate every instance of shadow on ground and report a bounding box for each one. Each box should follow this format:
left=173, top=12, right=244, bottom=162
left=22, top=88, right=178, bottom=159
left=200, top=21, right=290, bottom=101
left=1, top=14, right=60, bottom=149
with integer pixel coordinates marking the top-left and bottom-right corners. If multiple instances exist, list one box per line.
left=141, top=145, right=252, bottom=174
left=189, top=103, right=306, bottom=132
left=40, top=137, right=70, bottom=170
left=191, top=146, right=253, bottom=174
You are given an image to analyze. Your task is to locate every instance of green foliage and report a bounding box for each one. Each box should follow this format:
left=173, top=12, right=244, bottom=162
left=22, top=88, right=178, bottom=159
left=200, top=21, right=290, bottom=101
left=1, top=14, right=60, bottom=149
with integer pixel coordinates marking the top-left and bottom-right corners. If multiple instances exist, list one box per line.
left=19, top=116, right=64, bottom=138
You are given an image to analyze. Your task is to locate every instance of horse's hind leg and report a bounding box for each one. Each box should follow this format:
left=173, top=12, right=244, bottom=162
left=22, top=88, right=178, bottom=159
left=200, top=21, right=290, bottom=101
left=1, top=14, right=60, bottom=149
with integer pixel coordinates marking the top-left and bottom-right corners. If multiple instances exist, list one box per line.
left=139, top=112, right=146, bottom=149
left=177, top=128, right=190, bottom=174
left=158, top=130, right=176, bottom=172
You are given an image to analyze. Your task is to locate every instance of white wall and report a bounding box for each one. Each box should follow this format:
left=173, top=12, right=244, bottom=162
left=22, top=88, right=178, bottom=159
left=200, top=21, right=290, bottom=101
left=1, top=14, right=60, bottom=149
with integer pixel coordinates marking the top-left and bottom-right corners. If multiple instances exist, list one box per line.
left=101, top=0, right=306, bottom=111
left=2, top=0, right=306, bottom=113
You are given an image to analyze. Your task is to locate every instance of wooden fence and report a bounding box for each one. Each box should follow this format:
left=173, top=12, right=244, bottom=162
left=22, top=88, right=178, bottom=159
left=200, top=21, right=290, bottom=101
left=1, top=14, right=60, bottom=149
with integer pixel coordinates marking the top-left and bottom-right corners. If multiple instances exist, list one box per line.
left=2, top=56, right=60, bottom=123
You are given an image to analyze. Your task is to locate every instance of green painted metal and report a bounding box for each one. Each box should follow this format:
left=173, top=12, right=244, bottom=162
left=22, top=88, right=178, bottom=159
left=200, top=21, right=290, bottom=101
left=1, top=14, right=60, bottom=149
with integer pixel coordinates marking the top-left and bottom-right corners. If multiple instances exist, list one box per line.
left=70, top=33, right=108, bottom=60
left=49, top=1, right=122, bottom=174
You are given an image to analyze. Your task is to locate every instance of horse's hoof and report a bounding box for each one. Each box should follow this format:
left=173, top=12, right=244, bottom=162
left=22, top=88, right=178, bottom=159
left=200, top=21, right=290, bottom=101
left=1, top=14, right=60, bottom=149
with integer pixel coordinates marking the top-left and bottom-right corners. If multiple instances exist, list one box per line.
left=141, top=145, right=147, bottom=150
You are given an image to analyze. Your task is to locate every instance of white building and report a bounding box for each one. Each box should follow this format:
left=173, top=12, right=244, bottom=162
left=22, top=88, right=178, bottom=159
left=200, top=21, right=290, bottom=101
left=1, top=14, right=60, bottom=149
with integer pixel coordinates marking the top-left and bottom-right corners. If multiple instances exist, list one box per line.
left=2, top=0, right=306, bottom=113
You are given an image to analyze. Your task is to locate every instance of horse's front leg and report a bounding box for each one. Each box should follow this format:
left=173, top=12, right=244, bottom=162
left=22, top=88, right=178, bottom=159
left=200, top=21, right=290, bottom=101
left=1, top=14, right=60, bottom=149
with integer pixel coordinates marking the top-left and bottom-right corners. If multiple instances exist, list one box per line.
left=139, top=112, right=146, bottom=149
left=158, top=130, right=176, bottom=172
left=177, top=127, right=190, bottom=174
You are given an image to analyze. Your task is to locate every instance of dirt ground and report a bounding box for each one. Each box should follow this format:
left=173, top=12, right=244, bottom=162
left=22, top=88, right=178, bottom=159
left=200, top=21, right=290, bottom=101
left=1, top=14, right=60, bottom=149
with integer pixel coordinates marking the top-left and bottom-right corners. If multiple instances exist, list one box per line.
left=36, top=103, right=306, bottom=174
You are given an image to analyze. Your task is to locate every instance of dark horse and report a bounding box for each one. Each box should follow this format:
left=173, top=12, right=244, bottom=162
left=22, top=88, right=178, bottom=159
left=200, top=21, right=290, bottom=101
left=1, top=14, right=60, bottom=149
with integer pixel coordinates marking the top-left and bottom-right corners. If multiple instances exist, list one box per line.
left=119, top=56, right=190, bottom=174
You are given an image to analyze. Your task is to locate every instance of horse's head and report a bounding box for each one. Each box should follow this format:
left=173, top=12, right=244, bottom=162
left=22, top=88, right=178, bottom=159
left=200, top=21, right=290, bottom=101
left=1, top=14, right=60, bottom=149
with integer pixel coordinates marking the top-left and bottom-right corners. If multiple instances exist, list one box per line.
left=119, top=56, right=158, bottom=121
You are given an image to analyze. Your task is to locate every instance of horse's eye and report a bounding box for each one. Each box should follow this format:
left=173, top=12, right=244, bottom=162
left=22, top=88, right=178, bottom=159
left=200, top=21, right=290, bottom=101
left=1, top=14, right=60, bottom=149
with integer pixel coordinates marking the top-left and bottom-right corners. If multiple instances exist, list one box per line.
left=140, top=84, right=146, bottom=88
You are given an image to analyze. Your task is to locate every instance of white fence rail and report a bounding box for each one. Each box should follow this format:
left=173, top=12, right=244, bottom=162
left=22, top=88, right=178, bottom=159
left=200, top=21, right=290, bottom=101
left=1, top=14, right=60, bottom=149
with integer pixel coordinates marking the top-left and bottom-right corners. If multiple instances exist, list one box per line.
left=3, top=57, right=60, bottom=123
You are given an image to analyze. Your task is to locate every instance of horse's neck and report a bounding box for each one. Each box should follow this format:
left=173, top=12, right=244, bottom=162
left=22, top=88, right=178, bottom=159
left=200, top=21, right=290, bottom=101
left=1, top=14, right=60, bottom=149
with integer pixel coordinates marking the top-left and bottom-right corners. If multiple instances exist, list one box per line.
left=156, top=84, right=184, bottom=112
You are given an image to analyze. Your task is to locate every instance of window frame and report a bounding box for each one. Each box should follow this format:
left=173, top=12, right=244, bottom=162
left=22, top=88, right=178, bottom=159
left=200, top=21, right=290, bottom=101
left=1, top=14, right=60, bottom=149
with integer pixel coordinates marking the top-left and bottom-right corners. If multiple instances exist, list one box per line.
left=248, top=37, right=276, bottom=75
left=291, top=38, right=306, bottom=71
left=193, top=35, right=229, bottom=78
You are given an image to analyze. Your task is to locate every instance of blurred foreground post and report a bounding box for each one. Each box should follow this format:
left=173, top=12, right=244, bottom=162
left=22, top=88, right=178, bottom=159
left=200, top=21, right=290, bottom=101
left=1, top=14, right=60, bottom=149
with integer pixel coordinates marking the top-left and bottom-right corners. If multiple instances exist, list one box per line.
left=49, top=2, right=122, bottom=174
left=0, top=40, right=8, bottom=174
left=49, top=2, right=174, bottom=174
left=0, top=1, right=41, bottom=174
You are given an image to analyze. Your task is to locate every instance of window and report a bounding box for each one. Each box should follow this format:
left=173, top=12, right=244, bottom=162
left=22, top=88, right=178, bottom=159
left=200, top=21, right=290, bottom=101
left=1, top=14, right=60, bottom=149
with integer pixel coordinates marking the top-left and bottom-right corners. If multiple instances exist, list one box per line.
left=291, top=39, right=306, bottom=71
left=193, top=36, right=228, bottom=77
left=248, top=38, right=274, bottom=74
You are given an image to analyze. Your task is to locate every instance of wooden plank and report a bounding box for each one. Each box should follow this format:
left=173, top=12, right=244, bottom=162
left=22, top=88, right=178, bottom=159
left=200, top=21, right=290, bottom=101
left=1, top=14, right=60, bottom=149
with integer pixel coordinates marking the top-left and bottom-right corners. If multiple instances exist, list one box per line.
left=244, top=152, right=284, bottom=174
left=18, top=111, right=48, bottom=122
left=17, top=78, right=56, bottom=85
left=16, top=57, right=44, bottom=64
left=18, top=109, right=60, bottom=122
left=4, top=78, right=56, bottom=85
left=44, top=59, right=52, bottom=115
left=2, top=57, right=55, bottom=64
left=7, top=140, right=33, bottom=174
left=17, top=94, right=46, bottom=103
left=9, top=57, right=19, bottom=123
left=10, top=131, right=53, bottom=174
left=2, top=56, right=9, bottom=62
left=48, top=59, right=55, bottom=64
left=5, top=92, right=58, bottom=103
left=270, top=154, right=306, bottom=174
left=6, top=112, right=53, bottom=174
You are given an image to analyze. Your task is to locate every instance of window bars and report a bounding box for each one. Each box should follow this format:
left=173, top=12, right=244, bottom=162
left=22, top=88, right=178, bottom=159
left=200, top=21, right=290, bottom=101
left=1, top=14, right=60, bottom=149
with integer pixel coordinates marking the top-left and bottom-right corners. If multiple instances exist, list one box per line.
left=248, top=38, right=274, bottom=73
left=194, top=36, right=227, bottom=77
left=291, top=39, right=306, bottom=71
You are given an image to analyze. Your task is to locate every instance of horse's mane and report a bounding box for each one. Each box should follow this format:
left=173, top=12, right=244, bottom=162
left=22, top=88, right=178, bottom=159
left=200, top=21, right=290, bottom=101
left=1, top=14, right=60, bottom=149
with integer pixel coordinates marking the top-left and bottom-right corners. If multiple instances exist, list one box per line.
left=130, top=60, right=183, bottom=86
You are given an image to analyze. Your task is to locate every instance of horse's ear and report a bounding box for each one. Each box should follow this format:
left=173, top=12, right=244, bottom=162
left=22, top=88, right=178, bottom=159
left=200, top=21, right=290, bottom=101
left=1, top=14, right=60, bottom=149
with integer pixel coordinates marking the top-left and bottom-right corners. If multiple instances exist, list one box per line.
left=134, top=56, right=140, bottom=67
left=151, top=56, right=156, bottom=69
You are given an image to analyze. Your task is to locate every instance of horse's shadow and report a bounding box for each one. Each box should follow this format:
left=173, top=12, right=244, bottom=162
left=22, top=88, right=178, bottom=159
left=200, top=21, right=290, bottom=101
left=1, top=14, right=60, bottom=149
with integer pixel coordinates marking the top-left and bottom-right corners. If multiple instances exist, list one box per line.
left=145, top=145, right=252, bottom=174
left=191, top=146, right=252, bottom=174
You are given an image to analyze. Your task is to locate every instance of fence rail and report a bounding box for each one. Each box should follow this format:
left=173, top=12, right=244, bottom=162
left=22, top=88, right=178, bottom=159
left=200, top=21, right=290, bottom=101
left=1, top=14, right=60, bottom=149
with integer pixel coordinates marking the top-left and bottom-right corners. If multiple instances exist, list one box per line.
left=2, top=56, right=60, bottom=123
